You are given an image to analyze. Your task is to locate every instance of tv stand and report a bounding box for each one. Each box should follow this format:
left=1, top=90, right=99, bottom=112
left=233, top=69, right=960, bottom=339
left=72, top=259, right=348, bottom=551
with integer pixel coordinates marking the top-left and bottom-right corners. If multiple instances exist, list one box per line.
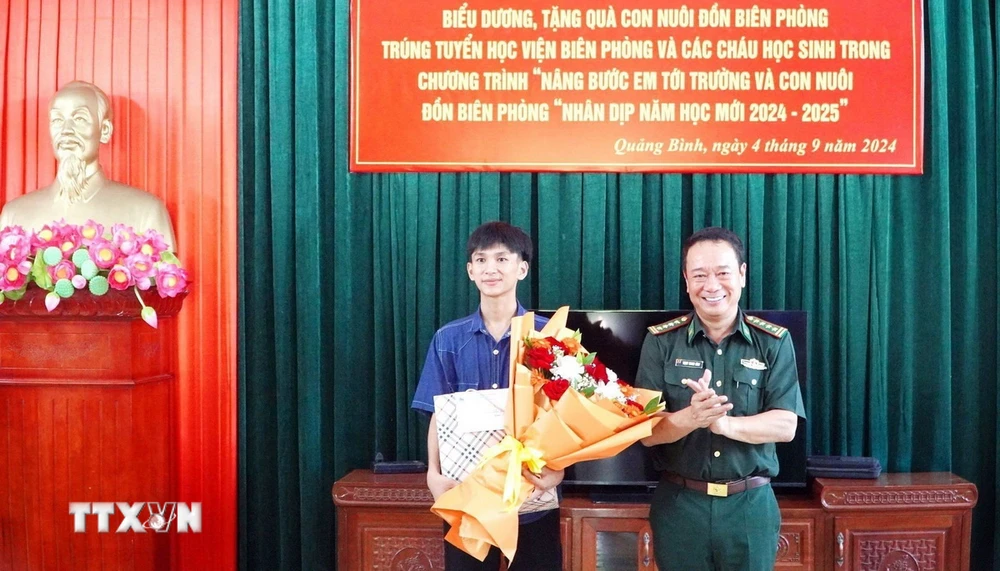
left=333, top=470, right=977, bottom=570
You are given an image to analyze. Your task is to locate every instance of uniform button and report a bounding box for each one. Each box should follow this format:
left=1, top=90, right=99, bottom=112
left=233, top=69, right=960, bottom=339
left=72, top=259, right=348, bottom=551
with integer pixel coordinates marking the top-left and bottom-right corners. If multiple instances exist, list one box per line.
left=492, top=349, right=499, bottom=355
left=714, top=451, right=721, bottom=458
left=716, top=349, right=723, bottom=355
left=751, top=379, right=757, bottom=386
left=716, top=381, right=722, bottom=387
left=492, top=383, right=498, bottom=389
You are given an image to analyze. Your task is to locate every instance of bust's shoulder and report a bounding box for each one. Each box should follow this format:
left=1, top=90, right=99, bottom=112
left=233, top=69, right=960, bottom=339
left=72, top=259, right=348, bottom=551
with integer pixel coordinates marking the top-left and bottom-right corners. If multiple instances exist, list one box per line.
left=5, top=185, right=56, bottom=206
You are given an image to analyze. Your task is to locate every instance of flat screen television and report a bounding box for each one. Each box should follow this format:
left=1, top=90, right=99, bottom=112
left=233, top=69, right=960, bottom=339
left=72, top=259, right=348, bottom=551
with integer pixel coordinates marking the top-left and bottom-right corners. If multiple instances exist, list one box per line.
left=536, top=309, right=809, bottom=495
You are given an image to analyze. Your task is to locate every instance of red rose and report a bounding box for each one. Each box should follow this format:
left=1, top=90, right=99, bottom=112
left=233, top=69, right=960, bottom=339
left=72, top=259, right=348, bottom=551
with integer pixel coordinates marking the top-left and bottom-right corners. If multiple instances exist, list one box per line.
left=585, top=359, right=609, bottom=382
left=542, top=379, right=571, bottom=401
left=524, top=347, right=556, bottom=370
left=544, top=336, right=569, bottom=354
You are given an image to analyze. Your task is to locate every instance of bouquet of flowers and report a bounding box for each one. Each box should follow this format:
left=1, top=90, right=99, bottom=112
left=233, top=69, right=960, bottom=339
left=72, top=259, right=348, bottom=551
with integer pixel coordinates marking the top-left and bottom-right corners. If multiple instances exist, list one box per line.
left=431, top=307, right=664, bottom=562
left=0, top=220, right=189, bottom=328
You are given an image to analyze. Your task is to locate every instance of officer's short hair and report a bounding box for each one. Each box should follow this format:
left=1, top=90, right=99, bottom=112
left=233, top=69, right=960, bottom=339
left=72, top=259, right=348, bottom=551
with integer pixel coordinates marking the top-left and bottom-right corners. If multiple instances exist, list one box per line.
left=466, top=221, right=533, bottom=265
left=682, top=227, right=745, bottom=271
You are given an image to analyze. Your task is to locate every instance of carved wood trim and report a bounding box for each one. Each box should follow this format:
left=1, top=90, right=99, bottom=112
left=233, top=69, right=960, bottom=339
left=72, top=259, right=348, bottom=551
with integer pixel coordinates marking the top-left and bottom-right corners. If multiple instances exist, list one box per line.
left=0, top=288, right=186, bottom=318
left=371, top=536, right=443, bottom=570
left=858, top=537, right=938, bottom=571
left=334, top=485, right=434, bottom=506
left=822, top=488, right=978, bottom=510
left=776, top=530, right=802, bottom=563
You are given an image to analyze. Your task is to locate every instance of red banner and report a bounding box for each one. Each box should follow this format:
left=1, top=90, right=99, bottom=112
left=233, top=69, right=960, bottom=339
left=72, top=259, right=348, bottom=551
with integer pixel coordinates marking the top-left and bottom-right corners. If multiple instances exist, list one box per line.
left=351, top=0, right=922, bottom=173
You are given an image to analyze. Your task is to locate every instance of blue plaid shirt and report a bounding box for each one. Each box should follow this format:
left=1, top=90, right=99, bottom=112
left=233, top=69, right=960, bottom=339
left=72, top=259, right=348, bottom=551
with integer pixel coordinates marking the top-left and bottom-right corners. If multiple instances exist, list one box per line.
left=411, top=303, right=549, bottom=414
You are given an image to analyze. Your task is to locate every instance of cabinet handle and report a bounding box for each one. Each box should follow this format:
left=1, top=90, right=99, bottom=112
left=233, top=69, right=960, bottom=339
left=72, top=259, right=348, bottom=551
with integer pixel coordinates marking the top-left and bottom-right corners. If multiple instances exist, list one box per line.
left=836, top=532, right=845, bottom=567
left=642, top=532, right=651, bottom=567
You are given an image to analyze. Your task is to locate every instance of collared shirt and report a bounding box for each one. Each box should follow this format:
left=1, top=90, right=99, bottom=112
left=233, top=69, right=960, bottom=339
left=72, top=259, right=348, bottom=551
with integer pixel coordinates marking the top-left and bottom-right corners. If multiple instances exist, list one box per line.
left=412, top=303, right=549, bottom=414
left=412, top=303, right=554, bottom=524
left=636, top=309, right=806, bottom=482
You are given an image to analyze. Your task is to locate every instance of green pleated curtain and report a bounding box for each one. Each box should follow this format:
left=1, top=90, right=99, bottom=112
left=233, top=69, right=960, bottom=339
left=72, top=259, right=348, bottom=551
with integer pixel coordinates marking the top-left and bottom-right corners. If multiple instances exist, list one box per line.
left=237, top=0, right=1000, bottom=569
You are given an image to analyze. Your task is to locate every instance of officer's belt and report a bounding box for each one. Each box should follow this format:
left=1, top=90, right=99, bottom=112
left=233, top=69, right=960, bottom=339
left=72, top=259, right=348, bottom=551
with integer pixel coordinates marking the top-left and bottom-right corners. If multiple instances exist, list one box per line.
left=661, top=474, right=770, bottom=498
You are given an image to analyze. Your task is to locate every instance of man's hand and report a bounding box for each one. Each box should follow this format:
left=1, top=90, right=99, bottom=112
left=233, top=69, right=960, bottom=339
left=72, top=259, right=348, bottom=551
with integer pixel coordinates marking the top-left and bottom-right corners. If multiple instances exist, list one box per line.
left=523, top=466, right=565, bottom=501
left=708, top=414, right=732, bottom=437
left=427, top=469, right=459, bottom=500
left=681, top=369, right=732, bottom=429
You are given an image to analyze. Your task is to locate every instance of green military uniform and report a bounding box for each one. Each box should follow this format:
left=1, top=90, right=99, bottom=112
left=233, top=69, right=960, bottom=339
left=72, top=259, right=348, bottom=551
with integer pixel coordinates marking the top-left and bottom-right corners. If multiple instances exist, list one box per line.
left=637, top=310, right=806, bottom=570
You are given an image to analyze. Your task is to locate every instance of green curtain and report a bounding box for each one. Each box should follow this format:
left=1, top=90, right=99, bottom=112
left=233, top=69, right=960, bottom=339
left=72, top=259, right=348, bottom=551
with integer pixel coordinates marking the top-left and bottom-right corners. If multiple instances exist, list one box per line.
left=237, top=0, right=999, bottom=569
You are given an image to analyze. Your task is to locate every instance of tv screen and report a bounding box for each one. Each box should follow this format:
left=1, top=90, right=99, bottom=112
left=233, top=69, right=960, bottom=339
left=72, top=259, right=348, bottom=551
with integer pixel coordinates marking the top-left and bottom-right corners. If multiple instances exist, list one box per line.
left=537, top=309, right=809, bottom=492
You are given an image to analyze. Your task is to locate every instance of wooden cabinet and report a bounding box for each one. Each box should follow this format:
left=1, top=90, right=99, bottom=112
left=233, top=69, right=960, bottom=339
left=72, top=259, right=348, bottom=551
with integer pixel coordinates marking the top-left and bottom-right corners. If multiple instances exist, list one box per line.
left=815, top=473, right=978, bottom=571
left=332, top=471, right=977, bottom=571
left=580, top=517, right=655, bottom=570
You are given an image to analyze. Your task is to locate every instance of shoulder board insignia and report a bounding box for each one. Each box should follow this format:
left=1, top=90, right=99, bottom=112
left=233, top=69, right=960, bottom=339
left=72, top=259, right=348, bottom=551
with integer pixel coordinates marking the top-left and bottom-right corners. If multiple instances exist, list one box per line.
left=745, top=314, right=788, bottom=338
left=648, top=314, right=692, bottom=336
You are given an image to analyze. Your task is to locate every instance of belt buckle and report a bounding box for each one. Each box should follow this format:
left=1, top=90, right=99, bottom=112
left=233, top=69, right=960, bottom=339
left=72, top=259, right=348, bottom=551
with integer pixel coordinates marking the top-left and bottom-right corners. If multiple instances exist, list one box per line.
left=706, top=482, right=728, bottom=497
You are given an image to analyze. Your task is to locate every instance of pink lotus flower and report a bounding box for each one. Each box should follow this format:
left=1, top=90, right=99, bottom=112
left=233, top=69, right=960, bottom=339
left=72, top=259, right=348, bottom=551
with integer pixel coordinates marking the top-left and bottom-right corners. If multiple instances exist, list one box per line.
left=136, top=276, right=152, bottom=290
left=88, top=238, right=119, bottom=270
left=155, top=263, right=189, bottom=297
left=48, top=260, right=76, bottom=282
left=57, top=226, right=82, bottom=258
left=108, top=265, right=134, bottom=291
left=1, top=263, right=27, bottom=291
left=124, top=253, right=156, bottom=279
left=111, top=223, right=135, bottom=245
left=137, top=230, right=170, bottom=259
left=0, top=227, right=31, bottom=265
left=79, top=220, right=105, bottom=246
left=31, top=223, right=62, bottom=250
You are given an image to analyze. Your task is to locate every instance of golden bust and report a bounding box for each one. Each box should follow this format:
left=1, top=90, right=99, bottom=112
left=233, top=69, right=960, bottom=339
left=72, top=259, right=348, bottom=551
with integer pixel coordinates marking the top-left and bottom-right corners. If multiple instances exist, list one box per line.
left=0, top=81, right=177, bottom=249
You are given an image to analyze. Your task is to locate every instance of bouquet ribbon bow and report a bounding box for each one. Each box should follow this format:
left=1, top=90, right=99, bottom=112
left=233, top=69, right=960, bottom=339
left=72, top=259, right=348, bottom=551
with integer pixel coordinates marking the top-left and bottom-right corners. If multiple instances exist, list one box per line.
left=477, top=435, right=546, bottom=510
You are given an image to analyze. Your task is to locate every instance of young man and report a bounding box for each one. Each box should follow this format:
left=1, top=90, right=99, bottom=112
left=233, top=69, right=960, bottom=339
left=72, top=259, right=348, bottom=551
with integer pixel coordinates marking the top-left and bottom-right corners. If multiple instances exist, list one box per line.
left=411, top=221, right=563, bottom=570
left=637, top=227, right=805, bottom=570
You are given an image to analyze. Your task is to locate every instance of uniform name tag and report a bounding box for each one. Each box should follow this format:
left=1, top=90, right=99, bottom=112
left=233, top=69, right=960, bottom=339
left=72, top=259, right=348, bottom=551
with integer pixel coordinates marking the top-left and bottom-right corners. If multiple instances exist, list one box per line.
left=675, top=358, right=704, bottom=369
left=741, top=358, right=768, bottom=370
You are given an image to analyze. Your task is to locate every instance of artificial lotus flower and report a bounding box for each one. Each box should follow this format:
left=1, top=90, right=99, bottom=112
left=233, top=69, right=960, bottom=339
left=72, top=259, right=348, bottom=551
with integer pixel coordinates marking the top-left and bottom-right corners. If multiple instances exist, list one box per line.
left=78, top=220, right=105, bottom=246
left=155, top=264, right=189, bottom=298
left=124, top=253, right=156, bottom=279
left=1, top=263, right=27, bottom=291
left=48, top=260, right=76, bottom=283
left=88, top=238, right=119, bottom=270
left=108, top=265, right=134, bottom=291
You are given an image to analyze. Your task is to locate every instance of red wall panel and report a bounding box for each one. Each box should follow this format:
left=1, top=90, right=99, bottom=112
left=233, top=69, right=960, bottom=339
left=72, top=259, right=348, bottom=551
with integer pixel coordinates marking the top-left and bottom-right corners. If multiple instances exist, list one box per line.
left=1, top=1, right=238, bottom=569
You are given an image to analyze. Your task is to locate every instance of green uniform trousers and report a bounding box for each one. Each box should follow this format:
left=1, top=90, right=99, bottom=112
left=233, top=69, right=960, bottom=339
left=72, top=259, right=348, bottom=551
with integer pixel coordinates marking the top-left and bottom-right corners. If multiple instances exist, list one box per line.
left=649, top=479, right=781, bottom=570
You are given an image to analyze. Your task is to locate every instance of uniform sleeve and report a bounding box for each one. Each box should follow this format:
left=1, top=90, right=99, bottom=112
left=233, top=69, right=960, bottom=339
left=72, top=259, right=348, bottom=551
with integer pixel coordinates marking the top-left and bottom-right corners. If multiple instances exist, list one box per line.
left=411, top=332, right=456, bottom=415
left=763, top=334, right=806, bottom=418
left=635, top=333, right=664, bottom=391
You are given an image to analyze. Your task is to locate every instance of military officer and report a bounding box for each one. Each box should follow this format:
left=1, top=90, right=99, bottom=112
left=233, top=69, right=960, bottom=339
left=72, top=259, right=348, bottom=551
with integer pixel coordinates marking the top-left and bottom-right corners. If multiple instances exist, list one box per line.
left=637, top=226, right=805, bottom=570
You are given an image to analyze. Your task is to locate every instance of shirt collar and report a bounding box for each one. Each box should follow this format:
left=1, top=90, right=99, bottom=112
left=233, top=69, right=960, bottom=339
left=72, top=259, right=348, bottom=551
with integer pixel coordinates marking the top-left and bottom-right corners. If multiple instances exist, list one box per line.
left=687, top=308, right=753, bottom=344
left=468, top=302, right=528, bottom=337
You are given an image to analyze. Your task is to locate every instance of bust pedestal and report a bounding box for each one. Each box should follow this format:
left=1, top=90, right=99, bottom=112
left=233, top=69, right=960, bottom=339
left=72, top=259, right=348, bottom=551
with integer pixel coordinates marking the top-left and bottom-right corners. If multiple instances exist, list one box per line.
left=0, top=289, right=185, bottom=570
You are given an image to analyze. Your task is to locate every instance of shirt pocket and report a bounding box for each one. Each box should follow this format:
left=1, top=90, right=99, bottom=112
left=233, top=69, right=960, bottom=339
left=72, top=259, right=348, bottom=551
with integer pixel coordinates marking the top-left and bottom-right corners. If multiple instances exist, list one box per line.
left=662, top=366, right=699, bottom=412
left=731, top=368, right=766, bottom=416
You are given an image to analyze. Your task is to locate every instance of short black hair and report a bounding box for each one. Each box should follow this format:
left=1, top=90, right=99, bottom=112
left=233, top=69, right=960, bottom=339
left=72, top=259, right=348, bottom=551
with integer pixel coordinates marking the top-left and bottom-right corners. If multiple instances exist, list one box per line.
left=682, top=227, right=745, bottom=271
left=466, top=221, right=533, bottom=265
